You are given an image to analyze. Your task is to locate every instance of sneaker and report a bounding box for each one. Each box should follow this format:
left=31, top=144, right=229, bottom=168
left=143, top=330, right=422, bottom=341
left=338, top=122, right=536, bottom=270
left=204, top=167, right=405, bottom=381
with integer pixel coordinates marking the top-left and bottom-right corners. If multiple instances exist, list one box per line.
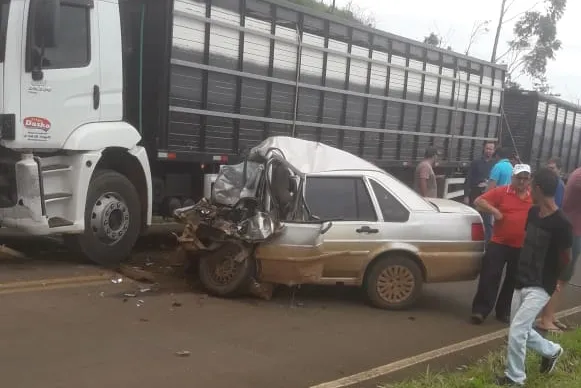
left=470, top=313, right=484, bottom=325
left=495, top=375, right=521, bottom=386
left=540, top=347, right=563, bottom=374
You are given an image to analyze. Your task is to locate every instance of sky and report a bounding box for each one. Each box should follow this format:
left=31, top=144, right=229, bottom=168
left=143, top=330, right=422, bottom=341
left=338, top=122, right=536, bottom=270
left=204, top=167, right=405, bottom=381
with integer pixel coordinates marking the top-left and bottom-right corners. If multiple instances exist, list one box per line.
left=332, top=0, right=581, bottom=105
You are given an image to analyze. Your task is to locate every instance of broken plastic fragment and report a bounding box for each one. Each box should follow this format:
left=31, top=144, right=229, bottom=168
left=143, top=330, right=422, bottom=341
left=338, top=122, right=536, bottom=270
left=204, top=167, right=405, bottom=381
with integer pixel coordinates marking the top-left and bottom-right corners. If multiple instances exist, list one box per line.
left=111, top=277, right=124, bottom=284
left=124, top=293, right=137, bottom=298
left=136, top=299, right=145, bottom=307
left=175, top=350, right=191, bottom=357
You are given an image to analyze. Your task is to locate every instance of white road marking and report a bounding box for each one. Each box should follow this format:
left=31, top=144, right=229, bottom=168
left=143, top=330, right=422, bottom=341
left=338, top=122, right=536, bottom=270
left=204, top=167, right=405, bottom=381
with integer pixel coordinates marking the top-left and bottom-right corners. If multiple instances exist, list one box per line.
left=310, top=305, right=581, bottom=388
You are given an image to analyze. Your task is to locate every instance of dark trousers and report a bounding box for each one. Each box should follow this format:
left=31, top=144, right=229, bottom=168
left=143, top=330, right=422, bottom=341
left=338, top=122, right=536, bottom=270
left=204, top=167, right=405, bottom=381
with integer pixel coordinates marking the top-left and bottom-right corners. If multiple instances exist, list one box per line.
left=472, top=241, right=520, bottom=319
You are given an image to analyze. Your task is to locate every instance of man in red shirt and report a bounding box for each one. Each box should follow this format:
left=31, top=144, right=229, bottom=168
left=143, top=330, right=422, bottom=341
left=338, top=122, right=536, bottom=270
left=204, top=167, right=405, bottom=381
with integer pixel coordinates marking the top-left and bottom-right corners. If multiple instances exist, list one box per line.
left=470, top=164, right=533, bottom=325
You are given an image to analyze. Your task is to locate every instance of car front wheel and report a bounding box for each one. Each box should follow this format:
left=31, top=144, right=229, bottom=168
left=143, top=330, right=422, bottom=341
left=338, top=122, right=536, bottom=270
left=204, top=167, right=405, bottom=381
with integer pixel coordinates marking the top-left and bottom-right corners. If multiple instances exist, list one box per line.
left=198, top=242, right=256, bottom=297
left=365, top=254, right=424, bottom=310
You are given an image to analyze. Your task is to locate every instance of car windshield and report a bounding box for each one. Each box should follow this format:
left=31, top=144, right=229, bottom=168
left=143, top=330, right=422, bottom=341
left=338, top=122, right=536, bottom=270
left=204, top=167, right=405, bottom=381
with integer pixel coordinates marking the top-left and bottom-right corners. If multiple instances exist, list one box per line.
left=0, top=0, right=9, bottom=63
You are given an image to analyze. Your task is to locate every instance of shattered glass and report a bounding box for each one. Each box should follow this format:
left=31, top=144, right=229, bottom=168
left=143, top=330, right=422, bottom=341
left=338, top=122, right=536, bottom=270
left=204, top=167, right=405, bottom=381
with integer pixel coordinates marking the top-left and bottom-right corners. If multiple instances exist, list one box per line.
left=212, top=161, right=264, bottom=206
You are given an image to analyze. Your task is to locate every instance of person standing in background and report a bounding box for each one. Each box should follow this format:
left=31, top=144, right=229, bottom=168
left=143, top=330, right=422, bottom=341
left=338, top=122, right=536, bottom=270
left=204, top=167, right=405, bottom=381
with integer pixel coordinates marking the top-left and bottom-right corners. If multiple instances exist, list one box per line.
left=536, top=165, right=581, bottom=333
left=470, top=164, right=533, bottom=325
left=509, top=152, right=521, bottom=167
left=464, top=142, right=497, bottom=242
left=414, top=147, right=439, bottom=198
left=546, top=157, right=565, bottom=208
left=487, top=147, right=514, bottom=191
left=464, top=141, right=496, bottom=205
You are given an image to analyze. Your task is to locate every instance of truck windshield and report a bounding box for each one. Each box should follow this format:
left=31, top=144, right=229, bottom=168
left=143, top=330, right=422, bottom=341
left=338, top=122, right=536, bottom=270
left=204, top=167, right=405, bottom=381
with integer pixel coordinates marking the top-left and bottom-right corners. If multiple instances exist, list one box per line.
left=0, top=0, right=9, bottom=63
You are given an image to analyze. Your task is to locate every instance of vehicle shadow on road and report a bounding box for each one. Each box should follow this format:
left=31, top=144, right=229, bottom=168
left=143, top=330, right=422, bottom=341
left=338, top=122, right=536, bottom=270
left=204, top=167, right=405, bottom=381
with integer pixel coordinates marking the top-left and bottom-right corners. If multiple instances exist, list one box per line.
left=0, top=234, right=477, bottom=322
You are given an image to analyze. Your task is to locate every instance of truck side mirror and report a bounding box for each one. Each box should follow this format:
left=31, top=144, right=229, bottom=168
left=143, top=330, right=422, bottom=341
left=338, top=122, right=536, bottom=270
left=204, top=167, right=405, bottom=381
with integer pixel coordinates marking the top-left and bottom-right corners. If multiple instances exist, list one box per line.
left=31, top=0, right=60, bottom=49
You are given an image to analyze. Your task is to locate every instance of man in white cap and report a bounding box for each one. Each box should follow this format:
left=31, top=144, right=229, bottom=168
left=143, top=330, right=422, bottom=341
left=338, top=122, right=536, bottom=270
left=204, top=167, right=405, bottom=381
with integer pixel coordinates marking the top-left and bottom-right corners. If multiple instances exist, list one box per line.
left=470, top=164, right=533, bottom=325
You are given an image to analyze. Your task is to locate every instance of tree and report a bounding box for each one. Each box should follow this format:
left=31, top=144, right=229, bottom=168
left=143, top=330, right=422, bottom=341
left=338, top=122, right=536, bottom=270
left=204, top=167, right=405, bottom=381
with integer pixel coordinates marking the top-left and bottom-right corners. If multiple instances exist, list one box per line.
left=423, top=32, right=441, bottom=47
left=287, top=0, right=375, bottom=27
left=492, top=0, right=567, bottom=90
left=465, top=20, right=491, bottom=56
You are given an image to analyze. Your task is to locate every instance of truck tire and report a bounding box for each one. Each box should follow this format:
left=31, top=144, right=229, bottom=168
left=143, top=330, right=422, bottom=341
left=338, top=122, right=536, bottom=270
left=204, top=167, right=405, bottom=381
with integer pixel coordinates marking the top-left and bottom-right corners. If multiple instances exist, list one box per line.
left=68, top=169, right=141, bottom=267
left=365, top=254, right=424, bottom=310
left=198, top=242, right=256, bottom=297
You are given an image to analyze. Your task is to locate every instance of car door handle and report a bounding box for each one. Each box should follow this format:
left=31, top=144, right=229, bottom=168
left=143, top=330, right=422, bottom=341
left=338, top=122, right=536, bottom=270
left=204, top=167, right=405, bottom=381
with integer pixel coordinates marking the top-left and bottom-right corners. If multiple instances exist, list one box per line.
left=93, top=85, right=100, bottom=110
left=356, top=226, right=379, bottom=234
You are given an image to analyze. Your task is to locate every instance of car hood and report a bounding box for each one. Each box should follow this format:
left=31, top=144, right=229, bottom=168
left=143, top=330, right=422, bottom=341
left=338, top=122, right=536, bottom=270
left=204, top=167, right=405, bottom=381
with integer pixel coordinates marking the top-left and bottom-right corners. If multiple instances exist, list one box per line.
left=427, top=198, right=480, bottom=215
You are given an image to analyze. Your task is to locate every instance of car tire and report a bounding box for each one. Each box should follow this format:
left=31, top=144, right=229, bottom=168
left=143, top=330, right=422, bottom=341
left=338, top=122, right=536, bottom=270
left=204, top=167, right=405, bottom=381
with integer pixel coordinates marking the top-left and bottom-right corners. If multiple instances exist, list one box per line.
left=65, top=169, right=141, bottom=268
left=365, top=254, right=424, bottom=310
left=198, top=242, right=256, bottom=297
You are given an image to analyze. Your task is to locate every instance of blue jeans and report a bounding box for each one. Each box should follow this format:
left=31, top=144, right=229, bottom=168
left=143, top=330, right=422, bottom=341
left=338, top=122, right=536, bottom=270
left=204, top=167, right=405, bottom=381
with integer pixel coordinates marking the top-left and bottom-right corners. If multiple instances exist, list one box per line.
left=505, top=287, right=562, bottom=384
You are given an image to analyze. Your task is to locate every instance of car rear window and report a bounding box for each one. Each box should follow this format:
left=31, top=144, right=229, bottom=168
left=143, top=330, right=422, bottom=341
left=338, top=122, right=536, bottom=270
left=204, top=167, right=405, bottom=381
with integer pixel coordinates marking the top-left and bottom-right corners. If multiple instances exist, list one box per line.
left=369, top=179, right=410, bottom=222
left=305, top=177, right=377, bottom=221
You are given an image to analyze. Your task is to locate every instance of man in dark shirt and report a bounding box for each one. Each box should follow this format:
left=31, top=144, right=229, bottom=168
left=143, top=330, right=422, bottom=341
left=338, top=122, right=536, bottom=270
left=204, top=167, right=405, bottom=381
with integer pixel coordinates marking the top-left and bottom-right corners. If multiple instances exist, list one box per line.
left=464, top=141, right=496, bottom=242
left=496, top=168, right=572, bottom=386
left=464, top=141, right=496, bottom=205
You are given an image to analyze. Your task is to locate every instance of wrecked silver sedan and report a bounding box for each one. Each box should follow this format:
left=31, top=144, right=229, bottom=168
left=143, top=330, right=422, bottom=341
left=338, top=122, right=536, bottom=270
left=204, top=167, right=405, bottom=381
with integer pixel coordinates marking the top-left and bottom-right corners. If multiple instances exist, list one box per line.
left=174, top=137, right=485, bottom=310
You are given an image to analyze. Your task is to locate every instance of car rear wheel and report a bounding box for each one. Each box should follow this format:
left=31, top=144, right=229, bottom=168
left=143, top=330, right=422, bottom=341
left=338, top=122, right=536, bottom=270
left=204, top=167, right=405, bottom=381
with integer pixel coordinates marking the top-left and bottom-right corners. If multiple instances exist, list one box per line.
left=365, top=255, right=423, bottom=310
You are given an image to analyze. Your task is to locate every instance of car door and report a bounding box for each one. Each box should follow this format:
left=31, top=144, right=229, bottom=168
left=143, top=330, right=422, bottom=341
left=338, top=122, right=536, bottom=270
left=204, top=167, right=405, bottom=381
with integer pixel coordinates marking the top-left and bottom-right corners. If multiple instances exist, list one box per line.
left=20, top=0, right=100, bottom=149
left=366, top=177, right=412, bottom=241
left=303, top=175, right=383, bottom=279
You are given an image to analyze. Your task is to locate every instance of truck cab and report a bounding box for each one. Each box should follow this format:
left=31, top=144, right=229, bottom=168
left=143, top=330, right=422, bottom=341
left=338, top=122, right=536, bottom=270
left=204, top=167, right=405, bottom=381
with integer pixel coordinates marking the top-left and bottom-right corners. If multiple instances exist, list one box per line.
left=0, top=0, right=152, bottom=266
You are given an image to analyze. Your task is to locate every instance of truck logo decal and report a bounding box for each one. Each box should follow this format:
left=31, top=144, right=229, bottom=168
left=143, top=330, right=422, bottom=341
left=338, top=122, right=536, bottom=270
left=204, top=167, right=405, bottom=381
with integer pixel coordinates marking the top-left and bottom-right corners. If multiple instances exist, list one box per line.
left=23, top=117, right=51, bottom=132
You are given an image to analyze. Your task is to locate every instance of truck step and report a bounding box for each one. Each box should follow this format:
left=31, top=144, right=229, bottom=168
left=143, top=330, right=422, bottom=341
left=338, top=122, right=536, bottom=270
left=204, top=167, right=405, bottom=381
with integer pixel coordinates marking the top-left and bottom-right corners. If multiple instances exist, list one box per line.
left=44, top=192, right=73, bottom=203
left=48, top=217, right=74, bottom=228
left=42, top=164, right=72, bottom=174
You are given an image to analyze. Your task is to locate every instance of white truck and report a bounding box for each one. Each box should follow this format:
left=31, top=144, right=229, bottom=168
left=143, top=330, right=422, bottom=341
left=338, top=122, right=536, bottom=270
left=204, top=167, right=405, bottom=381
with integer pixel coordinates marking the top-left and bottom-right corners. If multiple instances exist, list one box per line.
left=0, top=0, right=504, bottom=266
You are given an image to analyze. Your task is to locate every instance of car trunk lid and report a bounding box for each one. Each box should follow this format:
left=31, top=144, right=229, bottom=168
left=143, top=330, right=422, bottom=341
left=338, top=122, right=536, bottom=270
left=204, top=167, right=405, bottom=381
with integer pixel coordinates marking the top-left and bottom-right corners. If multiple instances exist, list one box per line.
left=427, top=198, right=479, bottom=215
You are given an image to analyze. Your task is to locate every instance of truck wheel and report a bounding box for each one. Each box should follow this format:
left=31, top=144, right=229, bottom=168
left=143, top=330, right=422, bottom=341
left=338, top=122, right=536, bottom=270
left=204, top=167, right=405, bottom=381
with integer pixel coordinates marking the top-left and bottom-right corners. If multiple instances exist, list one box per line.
left=365, top=255, right=423, bottom=310
left=198, top=242, right=255, bottom=297
left=71, top=169, right=141, bottom=267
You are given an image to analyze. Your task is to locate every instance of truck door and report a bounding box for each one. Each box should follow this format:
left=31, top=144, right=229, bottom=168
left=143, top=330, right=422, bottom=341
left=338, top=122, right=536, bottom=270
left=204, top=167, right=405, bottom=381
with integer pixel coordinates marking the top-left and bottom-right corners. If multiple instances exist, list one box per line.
left=20, top=0, right=100, bottom=149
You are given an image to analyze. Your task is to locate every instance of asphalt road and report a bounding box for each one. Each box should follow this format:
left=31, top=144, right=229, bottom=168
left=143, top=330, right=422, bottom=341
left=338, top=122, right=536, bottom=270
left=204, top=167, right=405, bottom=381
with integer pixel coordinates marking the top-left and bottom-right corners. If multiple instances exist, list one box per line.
left=1, top=236, right=581, bottom=388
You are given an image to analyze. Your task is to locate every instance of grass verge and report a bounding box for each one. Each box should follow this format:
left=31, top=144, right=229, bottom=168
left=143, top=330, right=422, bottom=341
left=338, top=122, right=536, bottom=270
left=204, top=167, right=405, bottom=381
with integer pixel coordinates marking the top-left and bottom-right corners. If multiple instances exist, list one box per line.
left=380, top=327, right=581, bottom=387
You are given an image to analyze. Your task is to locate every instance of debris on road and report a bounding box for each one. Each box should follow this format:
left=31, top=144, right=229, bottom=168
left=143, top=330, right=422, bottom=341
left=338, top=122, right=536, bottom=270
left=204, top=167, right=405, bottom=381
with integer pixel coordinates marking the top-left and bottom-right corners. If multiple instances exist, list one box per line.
left=117, top=265, right=156, bottom=283
left=136, top=299, right=145, bottom=307
left=174, top=350, right=191, bottom=357
left=0, top=245, right=28, bottom=260
left=111, top=276, right=124, bottom=284
left=172, top=301, right=182, bottom=307
left=248, top=279, right=274, bottom=301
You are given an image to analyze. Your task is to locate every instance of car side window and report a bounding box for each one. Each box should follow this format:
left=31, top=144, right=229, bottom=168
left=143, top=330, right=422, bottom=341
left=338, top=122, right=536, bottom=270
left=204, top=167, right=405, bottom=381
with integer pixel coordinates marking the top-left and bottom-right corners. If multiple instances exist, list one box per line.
left=26, top=3, right=91, bottom=71
left=369, top=179, right=410, bottom=222
left=305, top=177, right=377, bottom=221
